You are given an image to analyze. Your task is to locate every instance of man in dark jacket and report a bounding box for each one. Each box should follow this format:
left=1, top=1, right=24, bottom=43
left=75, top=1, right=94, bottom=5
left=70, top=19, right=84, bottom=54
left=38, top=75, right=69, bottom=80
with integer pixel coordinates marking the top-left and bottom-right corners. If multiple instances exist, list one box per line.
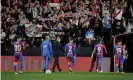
left=52, top=36, right=64, bottom=72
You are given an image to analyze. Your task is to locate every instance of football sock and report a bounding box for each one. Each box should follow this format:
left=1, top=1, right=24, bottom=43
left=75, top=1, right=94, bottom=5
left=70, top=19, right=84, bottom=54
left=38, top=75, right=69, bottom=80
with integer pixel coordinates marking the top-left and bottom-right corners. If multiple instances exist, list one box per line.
left=71, top=63, right=75, bottom=68
left=98, top=65, right=101, bottom=71
left=68, top=64, right=71, bottom=68
left=98, top=61, right=101, bottom=71
left=120, top=68, right=123, bottom=72
left=14, top=65, right=17, bottom=72
left=116, top=65, right=119, bottom=72
left=20, top=63, right=23, bottom=71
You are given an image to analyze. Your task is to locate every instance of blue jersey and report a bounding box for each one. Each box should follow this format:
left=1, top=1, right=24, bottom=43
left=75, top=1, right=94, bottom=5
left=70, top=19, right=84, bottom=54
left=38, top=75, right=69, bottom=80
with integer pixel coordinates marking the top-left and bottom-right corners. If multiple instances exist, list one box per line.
left=65, top=42, right=76, bottom=57
left=114, top=44, right=123, bottom=58
left=41, top=40, right=53, bottom=57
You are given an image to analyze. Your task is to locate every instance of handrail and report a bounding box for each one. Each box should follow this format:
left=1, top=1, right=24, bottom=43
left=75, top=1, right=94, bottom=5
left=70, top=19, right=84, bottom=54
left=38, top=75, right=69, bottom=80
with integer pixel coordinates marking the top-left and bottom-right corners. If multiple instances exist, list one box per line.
left=114, top=32, right=133, bottom=46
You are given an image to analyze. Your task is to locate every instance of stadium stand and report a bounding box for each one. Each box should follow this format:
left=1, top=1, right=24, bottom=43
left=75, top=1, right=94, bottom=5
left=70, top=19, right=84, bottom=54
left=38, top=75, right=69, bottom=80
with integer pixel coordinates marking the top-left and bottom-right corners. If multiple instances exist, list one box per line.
left=1, top=0, right=133, bottom=72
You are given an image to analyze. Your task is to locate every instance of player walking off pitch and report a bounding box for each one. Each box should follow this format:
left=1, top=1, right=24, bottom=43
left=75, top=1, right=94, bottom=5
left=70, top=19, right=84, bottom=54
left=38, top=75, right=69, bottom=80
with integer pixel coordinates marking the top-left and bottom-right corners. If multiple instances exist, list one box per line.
left=91, top=39, right=108, bottom=73
left=13, top=36, right=24, bottom=74
left=65, top=38, right=76, bottom=73
left=41, top=35, right=53, bottom=72
left=114, top=40, right=125, bottom=73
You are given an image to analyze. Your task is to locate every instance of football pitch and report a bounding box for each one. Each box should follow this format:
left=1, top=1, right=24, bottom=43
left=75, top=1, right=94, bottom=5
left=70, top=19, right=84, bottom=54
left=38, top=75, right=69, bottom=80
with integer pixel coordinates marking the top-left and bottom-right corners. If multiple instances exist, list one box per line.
left=1, top=72, right=133, bottom=80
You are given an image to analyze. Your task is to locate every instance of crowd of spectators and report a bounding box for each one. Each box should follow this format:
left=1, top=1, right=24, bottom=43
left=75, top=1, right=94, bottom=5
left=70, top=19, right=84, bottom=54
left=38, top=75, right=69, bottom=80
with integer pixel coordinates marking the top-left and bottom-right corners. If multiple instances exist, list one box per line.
left=1, top=0, right=127, bottom=47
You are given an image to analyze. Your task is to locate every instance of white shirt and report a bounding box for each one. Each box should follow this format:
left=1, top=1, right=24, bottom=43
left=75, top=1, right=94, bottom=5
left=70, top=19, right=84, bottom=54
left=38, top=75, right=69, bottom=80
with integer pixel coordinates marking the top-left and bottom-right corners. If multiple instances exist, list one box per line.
left=19, top=14, right=26, bottom=26
left=1, top=32, right=6, bottom=39
left=115, top=9, right=123, bottom=20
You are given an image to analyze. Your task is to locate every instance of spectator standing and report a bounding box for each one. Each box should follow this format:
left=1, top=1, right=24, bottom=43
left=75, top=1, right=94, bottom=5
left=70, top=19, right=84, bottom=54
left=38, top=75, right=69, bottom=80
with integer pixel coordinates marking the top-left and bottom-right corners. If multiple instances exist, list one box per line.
left=19, top=11, right=26, bottom=37
left=1, top=29, right=6, bottom=54
left=26, top=2, right=33, bottom=21
left=1, top=29, right=6, bottom=41
left=112, top=21, right=126, bottom=35
left=102, top=5, right=110, bottom=17
left=102, top=13, right=112, bottom=43
left=113, top=7, right=123, bottom=23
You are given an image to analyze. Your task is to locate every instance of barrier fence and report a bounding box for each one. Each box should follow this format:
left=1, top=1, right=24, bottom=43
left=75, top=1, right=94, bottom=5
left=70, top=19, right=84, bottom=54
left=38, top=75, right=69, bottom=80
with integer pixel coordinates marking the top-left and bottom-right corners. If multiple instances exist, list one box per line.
left=1, top=56, right=110, bottom=72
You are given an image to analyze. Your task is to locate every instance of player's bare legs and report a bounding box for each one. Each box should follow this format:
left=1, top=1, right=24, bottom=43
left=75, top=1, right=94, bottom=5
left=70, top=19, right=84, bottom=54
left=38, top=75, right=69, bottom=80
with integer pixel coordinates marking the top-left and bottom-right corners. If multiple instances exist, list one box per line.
left=14, top=62, right=18, bottom=74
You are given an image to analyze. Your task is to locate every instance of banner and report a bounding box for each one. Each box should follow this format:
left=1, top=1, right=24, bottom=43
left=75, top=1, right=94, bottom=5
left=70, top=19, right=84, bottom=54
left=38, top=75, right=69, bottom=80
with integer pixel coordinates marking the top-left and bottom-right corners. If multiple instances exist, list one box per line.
left=1, top=56, right=110, bottom=72
left=25, top=23, right=65, bottom=38
left=57, top=12, right=72, bottom=18
left=47, top=0, right=60, bottom=3
left=49, top=3, right=60, bottom=9
left=25, top=24, right=42, bottom=37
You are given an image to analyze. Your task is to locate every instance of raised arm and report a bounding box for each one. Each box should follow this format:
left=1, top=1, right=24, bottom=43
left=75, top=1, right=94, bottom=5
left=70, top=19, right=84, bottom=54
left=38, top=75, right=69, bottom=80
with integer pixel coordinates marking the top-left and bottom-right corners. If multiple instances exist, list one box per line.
left=104, top=46, right=108, bottom=54
left=122, top=45, right=126, bottom=56
left=113, top=46, right=115, bottom=58
left=91, top=48, right=96, bottom=58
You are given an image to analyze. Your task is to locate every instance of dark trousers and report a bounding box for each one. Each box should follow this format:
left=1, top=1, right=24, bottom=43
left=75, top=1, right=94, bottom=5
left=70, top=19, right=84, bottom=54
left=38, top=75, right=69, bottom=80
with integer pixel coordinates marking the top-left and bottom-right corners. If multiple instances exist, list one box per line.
left=89, top=55, right=98, bottom=72
left=101, top=27, right=112, bottom=43
left=105, top=28, right=112, bottom=43
left=52, top=56, right=61, bottom=71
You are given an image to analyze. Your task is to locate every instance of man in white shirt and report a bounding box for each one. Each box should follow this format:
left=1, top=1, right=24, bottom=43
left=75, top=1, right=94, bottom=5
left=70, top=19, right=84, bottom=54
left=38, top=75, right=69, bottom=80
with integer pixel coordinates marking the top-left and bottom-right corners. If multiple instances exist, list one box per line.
left=1, top=29, right=6, bottom=42
left=114, top=7, right=123, bottom=21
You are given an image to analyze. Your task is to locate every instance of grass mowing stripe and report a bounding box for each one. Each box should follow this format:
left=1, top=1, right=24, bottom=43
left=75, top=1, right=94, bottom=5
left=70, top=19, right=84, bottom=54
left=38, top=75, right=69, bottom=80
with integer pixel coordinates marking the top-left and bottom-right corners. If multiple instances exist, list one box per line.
left=10, top=73, right=133, bottom=78
left=1, top=72, right=133, bottom=80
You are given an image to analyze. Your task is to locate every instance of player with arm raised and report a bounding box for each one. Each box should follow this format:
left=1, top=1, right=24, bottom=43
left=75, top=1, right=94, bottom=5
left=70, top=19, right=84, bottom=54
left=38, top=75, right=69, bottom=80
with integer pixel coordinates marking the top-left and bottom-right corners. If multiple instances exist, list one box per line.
left=91, top=39, right=108, bottom=73
left=123, top=44, right=126, bottom=60
left=13, top=36, right=24, bottom=74
left=41, top=35, right=53, bottom=73
left=65, top=38, right=76, bottom=73
left=114, top=40, right=125, bottom=73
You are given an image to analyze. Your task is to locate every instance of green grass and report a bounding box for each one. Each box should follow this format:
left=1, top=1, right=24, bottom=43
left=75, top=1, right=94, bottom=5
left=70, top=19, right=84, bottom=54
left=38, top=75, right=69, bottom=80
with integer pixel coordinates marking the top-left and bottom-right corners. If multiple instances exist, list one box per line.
left=1, top=72, right=133, bottom=80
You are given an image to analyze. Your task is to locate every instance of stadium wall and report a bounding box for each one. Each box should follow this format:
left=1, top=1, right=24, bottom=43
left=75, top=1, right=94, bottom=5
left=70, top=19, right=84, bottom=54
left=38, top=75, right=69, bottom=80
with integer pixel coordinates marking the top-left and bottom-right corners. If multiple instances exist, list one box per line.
left=1, top=47, right=93, bottom=57
left=1, top=56, right=110, bottom=72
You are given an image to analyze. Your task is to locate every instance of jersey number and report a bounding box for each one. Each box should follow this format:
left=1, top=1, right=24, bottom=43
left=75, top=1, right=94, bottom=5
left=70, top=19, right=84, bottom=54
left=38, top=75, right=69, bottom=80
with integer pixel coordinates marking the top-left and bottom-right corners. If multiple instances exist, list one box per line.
left=116, top=48, right=122, bottom=54
left=68, top=46, right=72, bottom=53
left=97, top=47, right=101, bottom=54
left=15, top=45, right=21, bottom=52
